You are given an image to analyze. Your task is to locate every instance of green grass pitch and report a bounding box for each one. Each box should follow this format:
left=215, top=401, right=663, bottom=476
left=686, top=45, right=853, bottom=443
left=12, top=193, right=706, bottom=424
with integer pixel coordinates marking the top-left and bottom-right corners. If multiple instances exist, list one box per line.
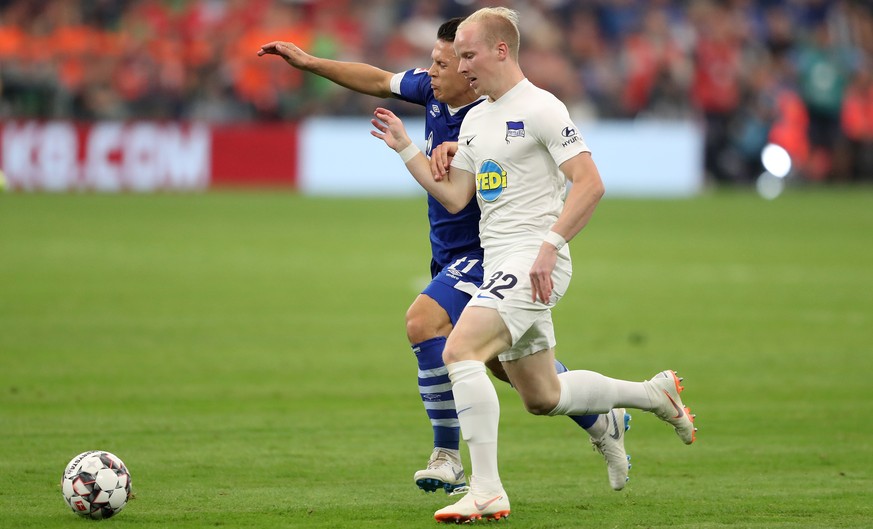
left=1, top=188, right=871, bottom=528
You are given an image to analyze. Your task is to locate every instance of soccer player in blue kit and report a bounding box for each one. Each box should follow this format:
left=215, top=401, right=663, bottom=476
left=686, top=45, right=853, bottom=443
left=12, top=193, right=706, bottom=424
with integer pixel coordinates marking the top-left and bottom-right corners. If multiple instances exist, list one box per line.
left=258, top=17, right=630, bottom=494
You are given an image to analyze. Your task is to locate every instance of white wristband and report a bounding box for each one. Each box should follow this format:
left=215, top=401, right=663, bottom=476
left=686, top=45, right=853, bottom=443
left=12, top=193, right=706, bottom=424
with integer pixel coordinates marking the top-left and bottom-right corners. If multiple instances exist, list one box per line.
left=544, top=230, right=567, bottom=251
left=398, top=143, right=421, bottom=164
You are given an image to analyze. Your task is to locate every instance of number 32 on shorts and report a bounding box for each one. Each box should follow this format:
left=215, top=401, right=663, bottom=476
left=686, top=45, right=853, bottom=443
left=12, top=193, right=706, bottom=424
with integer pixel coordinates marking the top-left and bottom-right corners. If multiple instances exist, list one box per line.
left=479, top=271, right=518, bottom=299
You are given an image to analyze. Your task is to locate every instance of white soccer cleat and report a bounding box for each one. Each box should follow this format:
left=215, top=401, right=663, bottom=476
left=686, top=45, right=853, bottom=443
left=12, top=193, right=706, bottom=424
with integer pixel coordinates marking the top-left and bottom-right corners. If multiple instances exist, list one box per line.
left=590, top=408, right=632, bottom=490
left=433, top=478, right=510, bottom=523
left=645, top=370, right=697, bottom=444
left=414, top=448, right=466, bottom=493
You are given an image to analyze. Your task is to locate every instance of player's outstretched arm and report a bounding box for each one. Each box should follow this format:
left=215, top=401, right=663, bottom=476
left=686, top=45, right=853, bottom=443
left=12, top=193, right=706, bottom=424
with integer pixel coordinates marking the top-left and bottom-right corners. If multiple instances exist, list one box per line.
left=258, top=41, right=394, bottom=98
left=370, top=107, right=474, bottom=213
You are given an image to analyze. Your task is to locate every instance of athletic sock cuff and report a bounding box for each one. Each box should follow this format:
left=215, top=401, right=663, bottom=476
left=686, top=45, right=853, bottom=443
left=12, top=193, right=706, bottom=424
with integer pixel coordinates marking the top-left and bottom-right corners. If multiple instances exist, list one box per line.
left=446, top=360, right=486, bottom=383
left=548, top=375, right=571, bottom=416
left=412, top=336, right=448, bottom=370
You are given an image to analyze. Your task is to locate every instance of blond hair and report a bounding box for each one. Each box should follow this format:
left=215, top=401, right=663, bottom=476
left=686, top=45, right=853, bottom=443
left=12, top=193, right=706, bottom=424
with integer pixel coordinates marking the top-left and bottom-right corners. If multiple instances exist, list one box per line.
left=459, top=7, right=521, bottom=61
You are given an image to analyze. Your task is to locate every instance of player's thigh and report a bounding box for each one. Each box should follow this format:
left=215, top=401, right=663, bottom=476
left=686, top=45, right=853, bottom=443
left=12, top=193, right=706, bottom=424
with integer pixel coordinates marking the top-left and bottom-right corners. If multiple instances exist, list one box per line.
left=444, top=306, right=512, bottom=364
left=423, top=254, right=484, bottom=327
left=473, top=250, right=571, bottom=350
left=502, top=348, right=562, bottom=415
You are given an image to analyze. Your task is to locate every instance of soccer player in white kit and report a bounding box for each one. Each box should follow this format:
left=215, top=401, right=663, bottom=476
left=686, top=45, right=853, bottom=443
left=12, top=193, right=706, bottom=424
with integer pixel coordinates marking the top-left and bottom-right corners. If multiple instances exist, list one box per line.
left=371, top=7, right=697, bottom=523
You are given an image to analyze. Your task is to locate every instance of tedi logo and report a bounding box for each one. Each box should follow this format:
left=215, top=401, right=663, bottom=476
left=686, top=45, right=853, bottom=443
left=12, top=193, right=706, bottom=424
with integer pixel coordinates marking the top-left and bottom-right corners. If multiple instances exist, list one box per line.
left=476, top=159, right=507, bottom=202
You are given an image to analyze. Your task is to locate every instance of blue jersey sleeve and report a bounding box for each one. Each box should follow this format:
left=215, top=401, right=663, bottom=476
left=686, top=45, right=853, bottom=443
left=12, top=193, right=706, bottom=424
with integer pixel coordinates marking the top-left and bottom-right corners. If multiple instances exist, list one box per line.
left=392, top=68, right=432, bottom=106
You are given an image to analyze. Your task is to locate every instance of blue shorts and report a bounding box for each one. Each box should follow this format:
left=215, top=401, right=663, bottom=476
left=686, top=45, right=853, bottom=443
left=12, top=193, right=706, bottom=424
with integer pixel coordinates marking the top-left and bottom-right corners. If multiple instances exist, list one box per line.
left=422, top=251, right=485, bottom=326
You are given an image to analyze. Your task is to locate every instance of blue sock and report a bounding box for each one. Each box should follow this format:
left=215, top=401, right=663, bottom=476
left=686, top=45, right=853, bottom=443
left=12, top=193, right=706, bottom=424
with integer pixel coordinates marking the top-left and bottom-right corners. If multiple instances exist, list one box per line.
left=555, top=359, right=599, bottom=430
left=413, top=337, right=460, bottom=451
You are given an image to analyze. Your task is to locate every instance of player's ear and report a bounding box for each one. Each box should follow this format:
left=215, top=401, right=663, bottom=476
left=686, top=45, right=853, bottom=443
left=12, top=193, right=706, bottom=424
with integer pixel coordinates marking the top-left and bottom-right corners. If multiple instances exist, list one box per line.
left=495, top=41, right=508, bottom=61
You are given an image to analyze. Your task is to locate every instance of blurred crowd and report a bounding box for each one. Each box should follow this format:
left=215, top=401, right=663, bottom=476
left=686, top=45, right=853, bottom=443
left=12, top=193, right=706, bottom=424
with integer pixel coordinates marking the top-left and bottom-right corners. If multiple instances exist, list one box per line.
left=1, top=0, right=872, bottom=183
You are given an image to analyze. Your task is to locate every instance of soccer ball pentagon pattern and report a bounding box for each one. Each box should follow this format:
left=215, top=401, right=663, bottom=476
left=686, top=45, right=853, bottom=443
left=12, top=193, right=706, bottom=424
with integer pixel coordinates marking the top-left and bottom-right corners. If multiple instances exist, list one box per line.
left=61, top=450, right=132, bottom=519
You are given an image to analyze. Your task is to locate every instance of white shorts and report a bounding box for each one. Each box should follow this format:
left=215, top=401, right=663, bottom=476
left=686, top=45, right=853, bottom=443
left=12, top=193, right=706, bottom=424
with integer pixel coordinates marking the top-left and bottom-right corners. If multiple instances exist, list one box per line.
left=466, top=247, right=572, bottom=362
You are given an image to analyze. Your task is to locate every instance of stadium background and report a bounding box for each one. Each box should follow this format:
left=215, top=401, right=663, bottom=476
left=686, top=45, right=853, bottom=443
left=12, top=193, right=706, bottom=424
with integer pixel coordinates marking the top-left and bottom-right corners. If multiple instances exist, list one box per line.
left=1, top=0, right=872, bottom=190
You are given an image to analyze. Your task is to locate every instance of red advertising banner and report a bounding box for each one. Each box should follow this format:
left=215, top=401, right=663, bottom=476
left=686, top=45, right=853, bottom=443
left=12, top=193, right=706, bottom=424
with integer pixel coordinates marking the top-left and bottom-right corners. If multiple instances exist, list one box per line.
left=211, top=123, right=298, bottom=187
left=0, top=121, right=298, bottom=191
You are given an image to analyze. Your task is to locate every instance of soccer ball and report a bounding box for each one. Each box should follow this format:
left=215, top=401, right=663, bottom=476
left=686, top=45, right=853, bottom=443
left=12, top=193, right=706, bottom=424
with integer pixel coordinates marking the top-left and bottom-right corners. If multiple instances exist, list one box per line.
left=61, top=450, right=132, bottom=519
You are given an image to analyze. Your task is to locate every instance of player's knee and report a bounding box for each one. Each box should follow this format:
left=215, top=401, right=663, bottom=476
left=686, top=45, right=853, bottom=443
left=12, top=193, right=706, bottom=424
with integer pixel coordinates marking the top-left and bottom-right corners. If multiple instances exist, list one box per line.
left=442, top=346, right=461, bottom=365
left=405, top=312, right=441, bottom=344
left=405, top=313, right=431, bottom=344
left=405, top=304, right=451, bottom=344
left=521, top=393, right=560, bottom=416
left=442, top=344, right=476, bottom=365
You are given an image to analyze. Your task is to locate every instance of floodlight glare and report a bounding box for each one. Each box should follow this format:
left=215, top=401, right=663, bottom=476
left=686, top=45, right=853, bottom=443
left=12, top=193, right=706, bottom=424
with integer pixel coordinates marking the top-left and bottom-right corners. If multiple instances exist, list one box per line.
left=761, top=143, right=792, bottom=178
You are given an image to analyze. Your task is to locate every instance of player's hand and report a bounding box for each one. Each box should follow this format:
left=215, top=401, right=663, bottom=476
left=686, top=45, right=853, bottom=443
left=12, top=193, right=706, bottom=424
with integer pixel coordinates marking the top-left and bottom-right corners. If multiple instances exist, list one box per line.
left=529, top=243, right=559, bottom=303
left=431, top=142, right=457, bottom=181
left=257, top=41, right=311, bottom=69
left=370, top=107, right=412, bottom=152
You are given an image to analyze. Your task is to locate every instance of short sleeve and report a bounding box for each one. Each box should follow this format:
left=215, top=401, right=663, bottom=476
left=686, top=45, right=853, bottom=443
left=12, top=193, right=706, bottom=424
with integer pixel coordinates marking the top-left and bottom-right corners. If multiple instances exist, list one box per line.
left=390, top=68, right=431, bottom=106
left=532, top=96, right=590, bottom=167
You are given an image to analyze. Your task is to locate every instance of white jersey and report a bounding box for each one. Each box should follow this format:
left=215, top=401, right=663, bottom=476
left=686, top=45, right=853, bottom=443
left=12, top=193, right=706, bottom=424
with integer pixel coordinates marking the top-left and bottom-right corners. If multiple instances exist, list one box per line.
left=451, top=79, right=590, bottom=262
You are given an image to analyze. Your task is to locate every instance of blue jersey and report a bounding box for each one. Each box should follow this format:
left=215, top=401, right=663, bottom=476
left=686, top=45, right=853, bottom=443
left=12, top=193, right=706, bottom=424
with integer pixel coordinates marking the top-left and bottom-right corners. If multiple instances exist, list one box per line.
left=392, top=68, right=484, bottom=276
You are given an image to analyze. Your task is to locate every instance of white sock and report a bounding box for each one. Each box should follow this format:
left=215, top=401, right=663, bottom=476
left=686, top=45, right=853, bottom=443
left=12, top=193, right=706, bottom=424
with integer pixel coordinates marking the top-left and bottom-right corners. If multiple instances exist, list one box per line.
left=436, top=448, right=461, bottom=463
left=548, top=370, right=653, bottom=416
left=446, top=360, right=501, bottom=486
left=585, top=414, right=609, bottom=438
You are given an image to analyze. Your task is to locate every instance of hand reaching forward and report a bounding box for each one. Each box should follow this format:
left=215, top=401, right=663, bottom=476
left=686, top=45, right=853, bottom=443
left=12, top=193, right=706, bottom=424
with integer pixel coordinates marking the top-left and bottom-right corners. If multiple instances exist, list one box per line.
left=370, top=107, right=412, bottom=152
left=257, top=41, right=312, bottom=70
